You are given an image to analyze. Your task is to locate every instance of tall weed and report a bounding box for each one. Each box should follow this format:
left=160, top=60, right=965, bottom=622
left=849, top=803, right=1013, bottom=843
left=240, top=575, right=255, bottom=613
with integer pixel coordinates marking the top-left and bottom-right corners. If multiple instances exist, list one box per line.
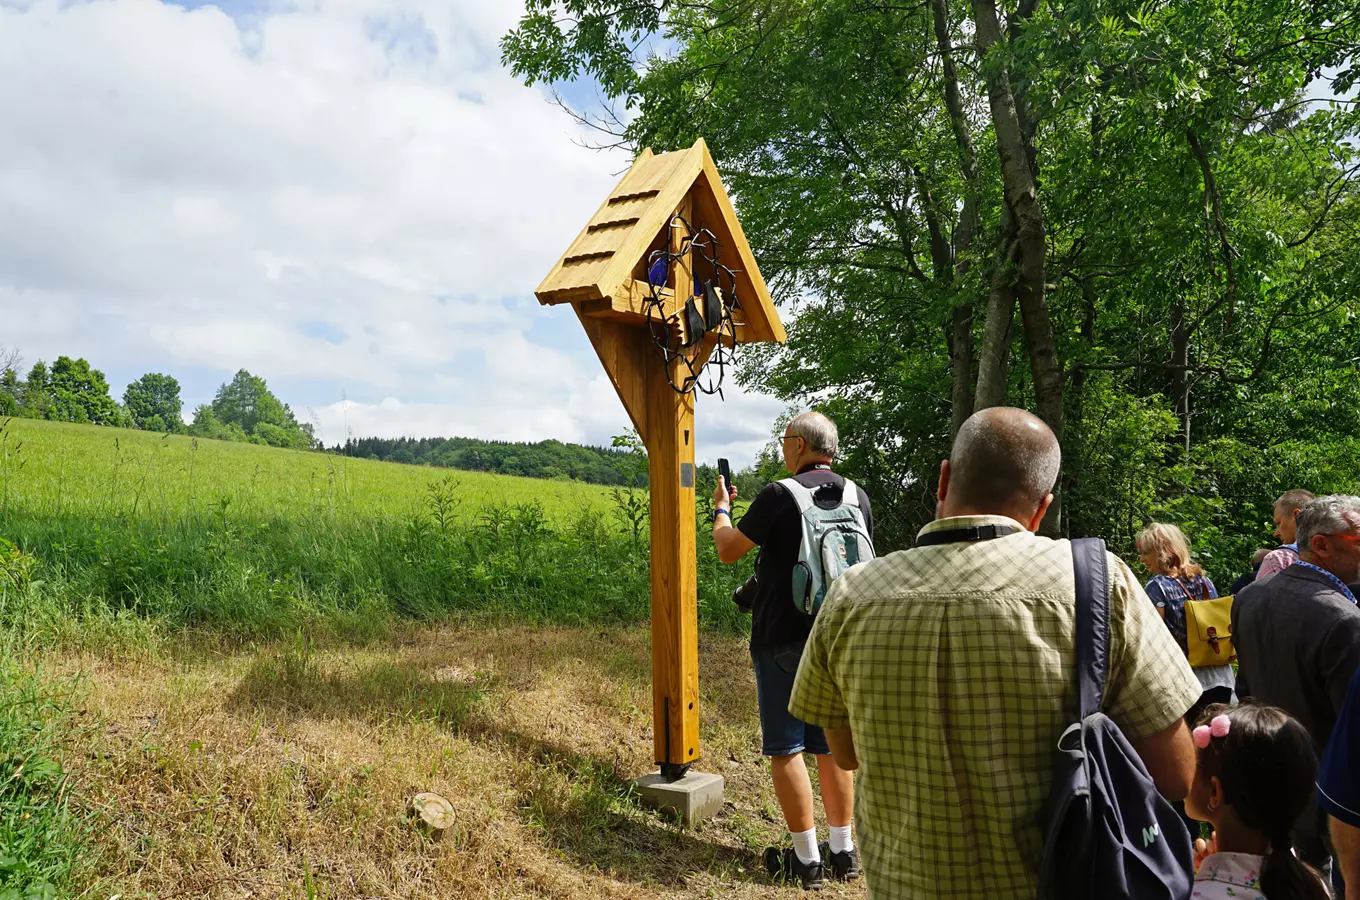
left=0, top=542, right=87, bottom=898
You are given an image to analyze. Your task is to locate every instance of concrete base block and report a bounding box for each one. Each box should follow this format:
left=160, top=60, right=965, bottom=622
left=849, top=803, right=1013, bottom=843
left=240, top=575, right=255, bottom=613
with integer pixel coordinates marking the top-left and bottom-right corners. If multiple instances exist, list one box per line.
left=634, top=771, right=725, bottom=825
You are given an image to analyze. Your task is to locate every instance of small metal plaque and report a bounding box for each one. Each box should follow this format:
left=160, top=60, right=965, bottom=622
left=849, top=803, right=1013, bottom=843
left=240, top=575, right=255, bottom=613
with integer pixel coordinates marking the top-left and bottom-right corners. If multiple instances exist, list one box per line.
left=680, top=463, right=694, bottom=488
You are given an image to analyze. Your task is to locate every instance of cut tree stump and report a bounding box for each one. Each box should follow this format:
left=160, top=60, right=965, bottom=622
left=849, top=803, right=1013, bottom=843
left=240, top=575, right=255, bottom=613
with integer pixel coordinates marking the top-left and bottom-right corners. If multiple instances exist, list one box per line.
left=407, top=792, right=455, bottom=841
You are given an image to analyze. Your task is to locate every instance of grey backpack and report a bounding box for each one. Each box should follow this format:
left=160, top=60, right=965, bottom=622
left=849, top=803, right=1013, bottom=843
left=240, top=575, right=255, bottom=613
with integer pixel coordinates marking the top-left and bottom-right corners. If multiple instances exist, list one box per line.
left=778, top=476, right=874, bottom=617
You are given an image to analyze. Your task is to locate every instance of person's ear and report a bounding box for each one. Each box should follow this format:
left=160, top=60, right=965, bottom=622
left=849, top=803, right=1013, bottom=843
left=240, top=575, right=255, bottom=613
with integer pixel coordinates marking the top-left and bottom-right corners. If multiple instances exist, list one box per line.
left=937, top=460, right=950, bottom=503
left=1027, top=493, right=1055, bottom=533
left=1208, top=775, right=1226, bottom=813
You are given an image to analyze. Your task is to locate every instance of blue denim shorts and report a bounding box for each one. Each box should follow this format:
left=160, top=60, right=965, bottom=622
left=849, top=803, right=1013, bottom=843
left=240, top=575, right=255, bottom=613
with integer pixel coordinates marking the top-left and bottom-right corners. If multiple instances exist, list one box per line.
left=750, top=644, right=829, bottom=757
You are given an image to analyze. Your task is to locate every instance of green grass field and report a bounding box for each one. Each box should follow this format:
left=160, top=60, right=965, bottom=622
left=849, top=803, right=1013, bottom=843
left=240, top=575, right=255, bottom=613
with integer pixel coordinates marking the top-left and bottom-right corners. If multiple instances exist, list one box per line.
left=1, top=418, right=614, bottom=525
left=0, top=417, right=751, bottom=638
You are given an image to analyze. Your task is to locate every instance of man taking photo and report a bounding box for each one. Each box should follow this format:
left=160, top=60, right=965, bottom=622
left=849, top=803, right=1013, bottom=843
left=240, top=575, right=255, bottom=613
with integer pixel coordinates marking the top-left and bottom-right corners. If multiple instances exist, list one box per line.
left=711, top=411, right=870, bottom=890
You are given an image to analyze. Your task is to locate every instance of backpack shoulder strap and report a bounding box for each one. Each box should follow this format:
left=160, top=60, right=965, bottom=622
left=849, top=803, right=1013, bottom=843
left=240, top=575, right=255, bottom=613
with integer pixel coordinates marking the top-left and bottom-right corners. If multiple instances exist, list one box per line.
left=1071, top=537, right=1111, bottom=719
left=837, top=478, right=861, bottom=508
left=777, top=477, right=816, bottom=513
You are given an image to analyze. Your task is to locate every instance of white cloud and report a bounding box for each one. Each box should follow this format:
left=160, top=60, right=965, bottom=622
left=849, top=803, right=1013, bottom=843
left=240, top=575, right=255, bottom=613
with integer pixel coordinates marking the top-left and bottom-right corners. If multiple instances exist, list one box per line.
left=0, top=0, right=786, bottom=467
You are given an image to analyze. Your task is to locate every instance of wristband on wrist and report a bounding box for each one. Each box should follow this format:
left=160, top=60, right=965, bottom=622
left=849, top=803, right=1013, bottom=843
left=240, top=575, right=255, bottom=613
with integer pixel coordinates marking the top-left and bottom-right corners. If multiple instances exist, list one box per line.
left=713, top=508, right=731, bottom=521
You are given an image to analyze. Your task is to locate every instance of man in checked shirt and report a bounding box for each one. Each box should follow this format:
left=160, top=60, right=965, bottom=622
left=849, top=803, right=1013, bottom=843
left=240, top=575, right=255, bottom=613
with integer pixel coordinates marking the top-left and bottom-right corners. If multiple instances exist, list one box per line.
left=790, top=407, right=1200, bottom=898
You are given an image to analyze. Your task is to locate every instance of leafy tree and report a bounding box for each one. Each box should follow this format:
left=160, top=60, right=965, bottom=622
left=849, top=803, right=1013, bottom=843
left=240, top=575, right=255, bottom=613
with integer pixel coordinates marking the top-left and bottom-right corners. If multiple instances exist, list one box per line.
left=188, top=370, right=315, bottom=448
left=188, top=404, right=247, bottom=442
left=504, top=0, right=1360, bottom=559
left=21, top=362, right=51, bottom=420
left=211, top=370, right=292, bottom=434
left=47, top=356, right=117, bottom=425
left=123, top=373, right=183, bottom=432
left=0, top=367, right=21, bottom=417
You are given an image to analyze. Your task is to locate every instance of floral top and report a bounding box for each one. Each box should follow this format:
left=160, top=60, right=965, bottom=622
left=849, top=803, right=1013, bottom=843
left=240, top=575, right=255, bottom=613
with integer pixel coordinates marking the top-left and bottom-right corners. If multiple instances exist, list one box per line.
left=1192, top=852, right=1265, bottom=899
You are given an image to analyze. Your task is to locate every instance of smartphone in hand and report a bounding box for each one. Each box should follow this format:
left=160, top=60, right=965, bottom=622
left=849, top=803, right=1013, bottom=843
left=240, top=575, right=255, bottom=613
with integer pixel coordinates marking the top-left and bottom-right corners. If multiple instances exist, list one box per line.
left=717, top=458, right=735, bottom=499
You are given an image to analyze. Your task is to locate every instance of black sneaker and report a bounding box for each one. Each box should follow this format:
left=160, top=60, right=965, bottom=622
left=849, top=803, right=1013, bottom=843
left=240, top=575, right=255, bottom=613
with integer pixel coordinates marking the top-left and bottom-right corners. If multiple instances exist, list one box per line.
left=818, top=841, right=861, bottom=881
left=763, top=846, right=825, bottom=890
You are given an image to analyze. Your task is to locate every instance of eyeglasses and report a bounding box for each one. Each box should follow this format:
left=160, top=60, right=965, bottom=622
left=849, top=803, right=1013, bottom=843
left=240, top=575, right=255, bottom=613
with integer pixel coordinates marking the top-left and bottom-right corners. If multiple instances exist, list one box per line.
left=781, top=435, right=802, bottom=444
left=1322, top=533, right=1360, bottom=544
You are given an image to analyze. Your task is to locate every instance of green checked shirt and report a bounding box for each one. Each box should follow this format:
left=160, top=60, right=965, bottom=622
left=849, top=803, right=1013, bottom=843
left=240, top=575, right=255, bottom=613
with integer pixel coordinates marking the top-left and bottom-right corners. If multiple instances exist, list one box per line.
left=790, top=515, right=1201, bottom=900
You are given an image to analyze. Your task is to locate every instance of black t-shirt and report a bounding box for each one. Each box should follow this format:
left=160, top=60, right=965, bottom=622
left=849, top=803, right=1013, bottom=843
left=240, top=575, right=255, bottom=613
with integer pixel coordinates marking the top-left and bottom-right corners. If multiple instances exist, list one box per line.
left=736, top=464, right=874, bottom=648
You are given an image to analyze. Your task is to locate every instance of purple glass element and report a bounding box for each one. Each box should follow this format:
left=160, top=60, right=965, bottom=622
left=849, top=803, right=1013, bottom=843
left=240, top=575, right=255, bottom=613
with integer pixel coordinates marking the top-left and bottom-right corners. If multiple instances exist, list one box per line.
left=647, top=257, right=669, bottom=287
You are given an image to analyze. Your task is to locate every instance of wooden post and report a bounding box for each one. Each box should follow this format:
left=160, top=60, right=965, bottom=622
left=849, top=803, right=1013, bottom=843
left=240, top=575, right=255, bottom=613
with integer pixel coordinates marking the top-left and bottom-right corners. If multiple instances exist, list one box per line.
left=648, top=195, right=700, bottom=775
left=646, top=365, right=699, bottom=774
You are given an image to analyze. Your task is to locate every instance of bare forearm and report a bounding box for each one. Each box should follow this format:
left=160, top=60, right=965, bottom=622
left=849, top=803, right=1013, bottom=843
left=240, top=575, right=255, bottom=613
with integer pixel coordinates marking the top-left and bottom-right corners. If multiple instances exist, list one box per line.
left=1332, top=816, right=1360, bottom=891
left=712, top=512, right=754, bottom=563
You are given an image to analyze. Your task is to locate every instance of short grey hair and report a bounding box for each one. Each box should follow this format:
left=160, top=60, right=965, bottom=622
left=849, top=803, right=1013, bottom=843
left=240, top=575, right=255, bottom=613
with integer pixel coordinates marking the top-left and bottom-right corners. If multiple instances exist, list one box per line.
left=949, top=407, right=1061, bottom=510
left=1295, top=495, right=1360, bottom=552
left=787, top=411, right=838, bottom=457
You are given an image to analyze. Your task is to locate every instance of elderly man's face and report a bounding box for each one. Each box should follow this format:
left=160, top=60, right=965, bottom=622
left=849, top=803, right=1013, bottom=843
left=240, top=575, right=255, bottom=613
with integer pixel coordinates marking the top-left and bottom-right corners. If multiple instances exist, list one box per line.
left=1312, top=512, right=1360, bottom=584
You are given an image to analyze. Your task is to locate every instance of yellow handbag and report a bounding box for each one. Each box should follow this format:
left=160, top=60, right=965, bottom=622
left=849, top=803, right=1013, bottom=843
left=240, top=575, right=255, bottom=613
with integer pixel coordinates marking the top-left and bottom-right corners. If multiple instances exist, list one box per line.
left=1184, top=591, right=1236, bottom=668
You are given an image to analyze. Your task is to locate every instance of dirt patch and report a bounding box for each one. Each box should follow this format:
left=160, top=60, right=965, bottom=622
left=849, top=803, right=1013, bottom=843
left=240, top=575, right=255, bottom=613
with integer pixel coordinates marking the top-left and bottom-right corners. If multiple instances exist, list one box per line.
left=58, top=624, right=865, bottom=899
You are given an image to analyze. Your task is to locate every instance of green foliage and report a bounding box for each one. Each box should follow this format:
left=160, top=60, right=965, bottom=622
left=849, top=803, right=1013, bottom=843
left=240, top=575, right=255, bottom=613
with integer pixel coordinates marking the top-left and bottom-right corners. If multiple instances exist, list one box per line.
left=0, top=370, right=20, bottom=418
left=46, top=357, right=116, bottom=426
left=338, top=434, right=649, bottom=486
left=504, top=0, right=1360, bottom=565
left=0, top=418, right=754, bottom=636
left=20, top=363, right=51, bottom=421
left=211, top=369, right=290, bottom=433
left=0, top=543, right=86, bottom=898
left=123, top=372, right=183, bottom=432
left=191, top=369, right=315, bottom=449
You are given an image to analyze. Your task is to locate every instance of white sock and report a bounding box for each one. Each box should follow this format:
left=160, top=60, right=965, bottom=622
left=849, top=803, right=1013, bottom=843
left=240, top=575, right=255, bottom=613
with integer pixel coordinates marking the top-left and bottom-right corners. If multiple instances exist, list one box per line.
left=792, top=827, right=820, bottom=865
left=829, top=824, right=854, bottom=854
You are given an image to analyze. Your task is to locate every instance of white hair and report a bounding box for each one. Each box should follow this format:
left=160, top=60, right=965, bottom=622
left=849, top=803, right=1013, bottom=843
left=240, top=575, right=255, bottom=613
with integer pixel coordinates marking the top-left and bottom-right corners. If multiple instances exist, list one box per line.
left=1296, top=495, right=1360, bottom=551
left=787, top=411, right=838, bottom=457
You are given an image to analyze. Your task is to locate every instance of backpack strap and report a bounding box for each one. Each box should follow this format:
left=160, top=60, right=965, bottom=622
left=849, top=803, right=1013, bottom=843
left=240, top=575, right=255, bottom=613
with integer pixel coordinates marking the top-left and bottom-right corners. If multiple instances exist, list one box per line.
left=838, top=478, right=861, bottom=508
left=1071, top=537, right=1111, bottom=720
left=777, top=477, right=816, bottom=513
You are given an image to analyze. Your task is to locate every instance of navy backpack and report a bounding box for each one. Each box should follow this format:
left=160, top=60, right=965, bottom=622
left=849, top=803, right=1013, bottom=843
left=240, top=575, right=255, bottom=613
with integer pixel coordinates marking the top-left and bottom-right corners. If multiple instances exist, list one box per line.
left=1037, top=538, right=1195, bottom=900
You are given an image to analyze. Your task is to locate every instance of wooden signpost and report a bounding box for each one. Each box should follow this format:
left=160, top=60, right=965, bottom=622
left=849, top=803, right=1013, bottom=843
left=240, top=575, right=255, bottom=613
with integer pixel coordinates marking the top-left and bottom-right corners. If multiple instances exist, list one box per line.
left=536, top=139, right=785, bottom=780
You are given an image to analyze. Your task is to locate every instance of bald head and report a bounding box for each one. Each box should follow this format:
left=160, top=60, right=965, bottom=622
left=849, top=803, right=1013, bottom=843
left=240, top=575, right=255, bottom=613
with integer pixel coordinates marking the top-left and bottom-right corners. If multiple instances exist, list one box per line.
left=945, top=408, right=1061, bottom=517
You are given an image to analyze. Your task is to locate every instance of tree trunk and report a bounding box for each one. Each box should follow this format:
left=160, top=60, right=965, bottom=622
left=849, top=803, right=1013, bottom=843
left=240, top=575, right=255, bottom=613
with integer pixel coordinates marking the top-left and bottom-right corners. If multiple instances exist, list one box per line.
left=971, top=0, right=1062, bottom=533
left=974, top=204, right=1017, bottom=411
left=1171, top=297, right=1191, bottom=457
left=931, top=0, right=982, bottom=438
left=1063, top=278, right=1098, bottom=537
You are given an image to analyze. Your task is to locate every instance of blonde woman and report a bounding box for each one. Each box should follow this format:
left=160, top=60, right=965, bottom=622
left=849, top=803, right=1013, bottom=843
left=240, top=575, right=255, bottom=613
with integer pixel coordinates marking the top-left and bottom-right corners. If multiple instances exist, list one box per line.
left=1136, top=523, right=1235, bottom=713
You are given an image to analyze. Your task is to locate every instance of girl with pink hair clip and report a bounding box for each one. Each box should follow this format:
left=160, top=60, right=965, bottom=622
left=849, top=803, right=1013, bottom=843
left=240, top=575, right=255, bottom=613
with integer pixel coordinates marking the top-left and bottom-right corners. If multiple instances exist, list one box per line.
left=1185, top=702, right=1332, bottom=899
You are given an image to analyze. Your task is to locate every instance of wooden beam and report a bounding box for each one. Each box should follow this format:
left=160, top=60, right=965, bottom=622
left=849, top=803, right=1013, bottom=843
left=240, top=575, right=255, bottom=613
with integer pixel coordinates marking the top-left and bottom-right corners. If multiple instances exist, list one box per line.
left=646, top=354, right=700, bottom=770
left=572, top=307, right=651, bottom=443
left=578, top=278, right=663, bottom=322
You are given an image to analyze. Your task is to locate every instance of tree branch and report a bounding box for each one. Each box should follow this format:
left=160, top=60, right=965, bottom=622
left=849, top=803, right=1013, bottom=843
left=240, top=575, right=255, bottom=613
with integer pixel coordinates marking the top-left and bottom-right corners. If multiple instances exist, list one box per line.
left=1186, top=127, right=1239, bottom=336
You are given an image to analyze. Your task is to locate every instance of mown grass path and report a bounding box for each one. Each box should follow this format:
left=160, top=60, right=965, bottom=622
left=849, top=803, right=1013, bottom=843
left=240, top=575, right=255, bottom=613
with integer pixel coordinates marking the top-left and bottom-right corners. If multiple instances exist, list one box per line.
left=59, top=624, right=862, bottom=899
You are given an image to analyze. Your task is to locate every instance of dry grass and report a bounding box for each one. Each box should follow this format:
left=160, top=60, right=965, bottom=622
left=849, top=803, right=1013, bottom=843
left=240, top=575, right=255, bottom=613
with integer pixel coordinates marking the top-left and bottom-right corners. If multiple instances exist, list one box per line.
left=53, top=625, right=866, bottom=899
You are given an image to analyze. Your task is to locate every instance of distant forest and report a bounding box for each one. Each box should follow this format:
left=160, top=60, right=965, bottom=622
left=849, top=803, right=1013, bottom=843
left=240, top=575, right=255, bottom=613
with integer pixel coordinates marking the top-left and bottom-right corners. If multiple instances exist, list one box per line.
left=333, top=436, right=647, bottom=487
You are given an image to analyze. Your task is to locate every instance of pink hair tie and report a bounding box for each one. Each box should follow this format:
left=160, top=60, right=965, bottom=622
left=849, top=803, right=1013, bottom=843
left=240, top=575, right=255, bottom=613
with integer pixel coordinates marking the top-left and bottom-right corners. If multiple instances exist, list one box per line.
left=1193, top=715, right=1232, bottom=749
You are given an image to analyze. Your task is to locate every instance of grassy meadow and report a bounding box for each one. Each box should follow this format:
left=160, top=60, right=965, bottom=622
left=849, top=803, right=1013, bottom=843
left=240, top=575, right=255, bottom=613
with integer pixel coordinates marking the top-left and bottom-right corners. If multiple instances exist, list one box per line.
left=0, top=417, right=794, bottom=898
left=0, top=418, right=752, bottom=637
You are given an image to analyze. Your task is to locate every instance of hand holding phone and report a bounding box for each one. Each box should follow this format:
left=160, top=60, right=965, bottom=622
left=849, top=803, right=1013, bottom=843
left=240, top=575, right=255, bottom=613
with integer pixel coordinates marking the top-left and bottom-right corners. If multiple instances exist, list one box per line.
left=717, top=458, right=735, bottom=500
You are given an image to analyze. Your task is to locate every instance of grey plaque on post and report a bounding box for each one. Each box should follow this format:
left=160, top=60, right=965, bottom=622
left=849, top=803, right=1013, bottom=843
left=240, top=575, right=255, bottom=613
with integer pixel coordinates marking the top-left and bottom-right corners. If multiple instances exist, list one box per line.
left=680, top=463, right=694, bottom=488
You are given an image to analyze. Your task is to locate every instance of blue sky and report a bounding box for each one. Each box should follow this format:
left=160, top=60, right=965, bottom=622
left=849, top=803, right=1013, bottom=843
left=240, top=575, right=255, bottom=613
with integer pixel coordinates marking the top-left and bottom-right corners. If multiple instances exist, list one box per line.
left=0, top=0, right=784, bottom=464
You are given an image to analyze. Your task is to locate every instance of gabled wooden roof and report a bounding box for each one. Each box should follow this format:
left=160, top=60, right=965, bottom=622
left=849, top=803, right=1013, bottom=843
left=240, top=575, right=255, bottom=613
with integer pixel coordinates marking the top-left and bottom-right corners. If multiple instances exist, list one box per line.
left=536, top=139, right=785, bottom=344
